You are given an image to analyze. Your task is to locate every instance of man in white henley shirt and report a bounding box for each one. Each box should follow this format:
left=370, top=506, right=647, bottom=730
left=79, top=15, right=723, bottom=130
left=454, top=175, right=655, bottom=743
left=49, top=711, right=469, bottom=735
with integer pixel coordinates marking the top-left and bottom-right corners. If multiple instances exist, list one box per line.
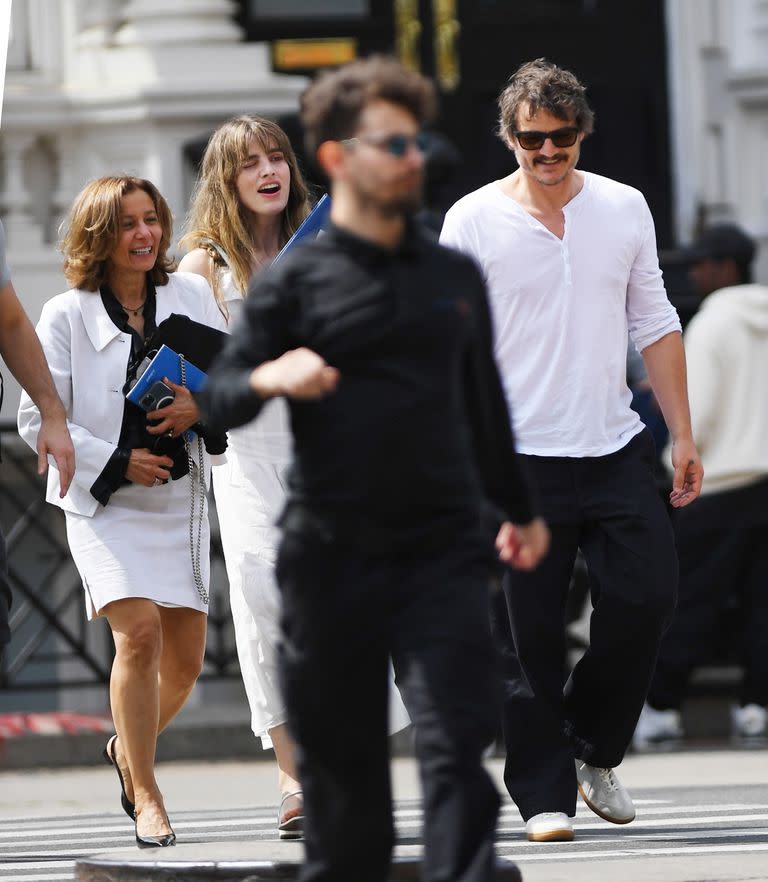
left=441, top=58, right=703, bottom=843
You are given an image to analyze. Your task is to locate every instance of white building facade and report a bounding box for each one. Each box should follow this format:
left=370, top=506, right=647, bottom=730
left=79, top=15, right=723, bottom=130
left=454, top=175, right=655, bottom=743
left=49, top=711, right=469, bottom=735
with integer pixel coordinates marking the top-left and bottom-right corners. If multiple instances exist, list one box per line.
left=0, top=0, right=306, bottom=418
left=1, top=0, right=768, bottom=420
left=666, top=0, right=768, bottom=279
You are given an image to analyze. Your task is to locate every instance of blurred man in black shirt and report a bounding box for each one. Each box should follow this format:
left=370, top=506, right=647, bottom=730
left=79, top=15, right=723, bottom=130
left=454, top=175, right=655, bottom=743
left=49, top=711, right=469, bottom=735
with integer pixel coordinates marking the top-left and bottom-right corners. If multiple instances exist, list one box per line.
left=201, top=57, right=548, bottom=882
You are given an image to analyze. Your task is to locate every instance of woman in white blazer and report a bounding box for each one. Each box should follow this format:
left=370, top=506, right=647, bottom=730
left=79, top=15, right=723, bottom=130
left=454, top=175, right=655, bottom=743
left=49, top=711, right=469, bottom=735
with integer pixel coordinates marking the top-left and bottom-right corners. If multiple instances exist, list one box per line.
left=18, top=176, right=226, bottom=849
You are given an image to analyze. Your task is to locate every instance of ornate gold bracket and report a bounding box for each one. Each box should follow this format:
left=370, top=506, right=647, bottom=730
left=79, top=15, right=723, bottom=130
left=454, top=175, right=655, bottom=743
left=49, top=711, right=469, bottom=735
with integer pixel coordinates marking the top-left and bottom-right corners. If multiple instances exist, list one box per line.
left=433, top=0, right=460, bottom=91
left=395, top=0, right=422, bottom=73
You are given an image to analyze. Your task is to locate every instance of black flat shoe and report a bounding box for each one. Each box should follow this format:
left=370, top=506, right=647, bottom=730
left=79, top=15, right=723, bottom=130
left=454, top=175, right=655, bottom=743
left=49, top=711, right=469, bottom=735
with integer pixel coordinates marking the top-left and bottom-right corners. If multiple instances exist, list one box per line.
left=103, top=734, right=136, bottom=820
left=135, top=827, right=176, bottom=849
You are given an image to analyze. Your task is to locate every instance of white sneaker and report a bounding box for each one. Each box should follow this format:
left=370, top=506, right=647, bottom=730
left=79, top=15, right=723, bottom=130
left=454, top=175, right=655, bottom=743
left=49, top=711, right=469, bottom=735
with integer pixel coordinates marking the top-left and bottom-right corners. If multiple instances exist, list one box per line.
left=632, top=702, right=683, bottom=750
left=731, top=703, right=768, bottom=738
left=525, top=811, right=574, bottom=842
left=575, top=760, right=635, bottom=824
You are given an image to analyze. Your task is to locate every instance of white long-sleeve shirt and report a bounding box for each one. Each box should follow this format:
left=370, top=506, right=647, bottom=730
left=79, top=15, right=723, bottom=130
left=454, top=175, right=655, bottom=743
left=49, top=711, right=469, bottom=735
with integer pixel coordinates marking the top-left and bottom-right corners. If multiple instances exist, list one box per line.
left=440, top=171, right=681, bottom=457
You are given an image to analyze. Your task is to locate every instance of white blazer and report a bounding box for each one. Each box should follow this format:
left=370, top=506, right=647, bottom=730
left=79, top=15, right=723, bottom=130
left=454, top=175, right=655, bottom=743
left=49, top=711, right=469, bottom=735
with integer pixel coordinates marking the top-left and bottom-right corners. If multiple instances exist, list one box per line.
left=18, top=271, right=227, bottom=518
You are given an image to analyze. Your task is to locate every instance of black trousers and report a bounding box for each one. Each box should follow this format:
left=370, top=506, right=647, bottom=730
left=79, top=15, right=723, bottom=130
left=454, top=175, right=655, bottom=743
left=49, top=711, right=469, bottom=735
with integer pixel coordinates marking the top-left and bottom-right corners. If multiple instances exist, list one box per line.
left=648, top=476, right=768, bottom=710
left=277, top=527, right=501, bottom=882
left=491, top=429, right=677, bottom=820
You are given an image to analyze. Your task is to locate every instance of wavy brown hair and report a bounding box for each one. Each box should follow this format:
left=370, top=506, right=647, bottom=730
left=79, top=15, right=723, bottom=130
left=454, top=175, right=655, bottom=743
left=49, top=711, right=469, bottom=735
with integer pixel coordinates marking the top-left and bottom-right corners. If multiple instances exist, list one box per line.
left=180, top=115, right=311, bottom=307
left=497, top=58, right=595, bottom=144
left=61, top=176, right=176, bottom=291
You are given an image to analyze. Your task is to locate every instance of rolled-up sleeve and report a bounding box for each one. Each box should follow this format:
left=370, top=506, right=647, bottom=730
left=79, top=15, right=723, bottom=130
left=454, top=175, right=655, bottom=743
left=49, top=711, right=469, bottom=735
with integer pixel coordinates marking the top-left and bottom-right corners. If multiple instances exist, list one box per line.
left=626, top=198, right=681, bottom=353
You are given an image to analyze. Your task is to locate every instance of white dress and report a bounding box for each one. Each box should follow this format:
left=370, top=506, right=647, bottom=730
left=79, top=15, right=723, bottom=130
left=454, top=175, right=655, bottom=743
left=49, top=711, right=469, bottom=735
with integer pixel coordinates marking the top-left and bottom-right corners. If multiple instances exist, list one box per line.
left=17, top=273, right=227, bottom=620
left=212, top=270, right=292, bottom=746
left=212, top=269, right=410, bottom=747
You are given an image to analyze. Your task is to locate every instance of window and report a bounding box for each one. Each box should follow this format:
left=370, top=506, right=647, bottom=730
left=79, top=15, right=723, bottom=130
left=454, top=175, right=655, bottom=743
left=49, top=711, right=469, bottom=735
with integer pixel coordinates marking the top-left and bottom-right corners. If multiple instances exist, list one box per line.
left=248, top=0, right=368, bottom=18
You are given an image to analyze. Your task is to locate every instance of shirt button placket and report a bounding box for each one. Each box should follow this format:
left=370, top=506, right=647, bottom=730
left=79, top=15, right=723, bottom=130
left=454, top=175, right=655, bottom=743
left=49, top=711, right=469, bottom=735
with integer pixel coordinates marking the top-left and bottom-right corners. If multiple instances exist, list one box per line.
left=562, top=242, right=573, bottom=287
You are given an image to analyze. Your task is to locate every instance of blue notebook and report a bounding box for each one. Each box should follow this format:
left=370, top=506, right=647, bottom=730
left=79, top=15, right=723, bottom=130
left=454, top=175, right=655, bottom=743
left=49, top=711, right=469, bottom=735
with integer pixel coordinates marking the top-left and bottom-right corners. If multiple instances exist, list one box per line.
left=126, top=344, right=207, bottom=409
left=272, top=194, right=331, bottom=265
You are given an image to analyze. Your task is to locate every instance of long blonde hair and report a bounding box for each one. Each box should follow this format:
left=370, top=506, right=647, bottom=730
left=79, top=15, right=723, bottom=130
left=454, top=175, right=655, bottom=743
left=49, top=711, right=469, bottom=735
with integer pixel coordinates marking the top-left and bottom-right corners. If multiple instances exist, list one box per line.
left=62, top=176, right=175, bottom=291
left=180, top=115, right=310, bottom=307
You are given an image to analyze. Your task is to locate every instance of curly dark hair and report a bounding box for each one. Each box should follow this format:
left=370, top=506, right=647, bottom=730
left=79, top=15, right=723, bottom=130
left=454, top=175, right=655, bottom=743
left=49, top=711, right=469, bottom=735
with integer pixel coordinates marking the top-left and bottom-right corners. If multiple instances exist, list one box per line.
left=300, top=55, right=437, bottom=157
left=497, top=58, right=595, bottom=143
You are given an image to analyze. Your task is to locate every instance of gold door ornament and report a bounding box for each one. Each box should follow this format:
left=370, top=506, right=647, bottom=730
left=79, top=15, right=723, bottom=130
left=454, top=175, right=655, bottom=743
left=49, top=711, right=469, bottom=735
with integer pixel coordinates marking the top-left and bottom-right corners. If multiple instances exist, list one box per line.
left=433, top=0, right=460, bottom=91
left=395, top=0, right=422, bottom=73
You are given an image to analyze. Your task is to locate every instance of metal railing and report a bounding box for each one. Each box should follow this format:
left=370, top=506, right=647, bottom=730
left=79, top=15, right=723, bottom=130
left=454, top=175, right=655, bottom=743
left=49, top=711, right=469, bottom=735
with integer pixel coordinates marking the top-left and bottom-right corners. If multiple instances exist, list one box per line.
left=0, top=424, right=239, bottom=693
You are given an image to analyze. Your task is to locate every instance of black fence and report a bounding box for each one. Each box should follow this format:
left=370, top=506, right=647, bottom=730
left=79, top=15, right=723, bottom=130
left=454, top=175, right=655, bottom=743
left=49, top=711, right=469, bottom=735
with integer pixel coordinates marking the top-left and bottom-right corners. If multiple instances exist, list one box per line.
left=0, top=424, right=239, bottom=695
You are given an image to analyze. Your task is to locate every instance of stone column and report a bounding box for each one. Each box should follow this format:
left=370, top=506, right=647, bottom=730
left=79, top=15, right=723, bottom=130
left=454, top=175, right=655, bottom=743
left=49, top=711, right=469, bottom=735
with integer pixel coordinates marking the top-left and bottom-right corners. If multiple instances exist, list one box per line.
left=76, top=0, right=121, bottom=48
left=0, top=133, right=45, bottom=251
left=50, top=131, right=80, bottom=236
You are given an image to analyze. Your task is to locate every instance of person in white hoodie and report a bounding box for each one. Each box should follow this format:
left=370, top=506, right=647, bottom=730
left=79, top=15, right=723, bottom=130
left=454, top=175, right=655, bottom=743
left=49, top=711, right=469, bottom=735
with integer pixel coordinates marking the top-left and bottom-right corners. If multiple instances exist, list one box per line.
left=635, top=224, right=768, bottom=746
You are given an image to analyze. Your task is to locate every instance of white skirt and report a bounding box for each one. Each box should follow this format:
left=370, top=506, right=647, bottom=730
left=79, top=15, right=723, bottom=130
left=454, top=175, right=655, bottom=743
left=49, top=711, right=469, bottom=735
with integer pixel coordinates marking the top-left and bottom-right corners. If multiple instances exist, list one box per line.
left=215, top=410, right=410, bottom=749
left=66, top=473, right=210, bottom=620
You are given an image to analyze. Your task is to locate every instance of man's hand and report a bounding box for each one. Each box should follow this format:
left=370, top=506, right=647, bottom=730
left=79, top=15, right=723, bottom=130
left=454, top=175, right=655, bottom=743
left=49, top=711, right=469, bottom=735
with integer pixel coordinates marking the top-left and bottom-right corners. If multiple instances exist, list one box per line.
left=669, top=437, right=703, bottom=508
left=125, top=448, right=174, bottom=487
left=37, top=412, right=75, bottom=497
left=145, top=378, right=201, bottom=438
left=249, top=348, right=340, bottom=400
left=496, top=516, right=550, bottom=570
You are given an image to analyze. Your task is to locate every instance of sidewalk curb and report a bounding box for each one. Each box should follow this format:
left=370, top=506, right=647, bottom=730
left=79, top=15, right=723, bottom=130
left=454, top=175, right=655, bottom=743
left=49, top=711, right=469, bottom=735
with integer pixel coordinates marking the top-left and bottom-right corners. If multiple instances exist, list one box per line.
left=74, top=849, right=522, bottom=882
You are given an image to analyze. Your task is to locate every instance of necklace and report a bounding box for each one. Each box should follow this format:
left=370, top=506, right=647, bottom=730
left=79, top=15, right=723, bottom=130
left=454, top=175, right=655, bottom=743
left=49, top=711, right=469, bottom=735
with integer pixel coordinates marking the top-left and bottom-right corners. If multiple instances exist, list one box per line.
left=115, top=296, right=146, bottom=317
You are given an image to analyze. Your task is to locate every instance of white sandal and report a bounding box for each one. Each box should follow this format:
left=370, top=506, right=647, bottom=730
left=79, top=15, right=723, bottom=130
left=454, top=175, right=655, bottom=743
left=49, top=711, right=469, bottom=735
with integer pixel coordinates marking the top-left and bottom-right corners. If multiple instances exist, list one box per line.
left=277, top=790, right=304, bottom=840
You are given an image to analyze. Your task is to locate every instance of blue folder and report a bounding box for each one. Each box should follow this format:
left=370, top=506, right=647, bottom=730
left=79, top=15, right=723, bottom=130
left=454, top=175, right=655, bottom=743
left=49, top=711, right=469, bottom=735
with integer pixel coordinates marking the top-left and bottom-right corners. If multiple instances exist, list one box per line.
left=272, top=194, right=331, bottom=265
left=126, top=344, right=207, bottom=409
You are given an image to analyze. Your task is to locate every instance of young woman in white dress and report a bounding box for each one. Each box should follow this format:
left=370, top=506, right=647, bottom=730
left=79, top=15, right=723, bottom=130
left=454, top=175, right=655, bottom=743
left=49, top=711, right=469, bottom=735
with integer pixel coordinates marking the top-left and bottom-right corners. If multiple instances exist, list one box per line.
left=180, top=117, right=411, bottom=837
left=18, top=176, right=227, bottom=848
left=178, top=115, right=311, bottom=837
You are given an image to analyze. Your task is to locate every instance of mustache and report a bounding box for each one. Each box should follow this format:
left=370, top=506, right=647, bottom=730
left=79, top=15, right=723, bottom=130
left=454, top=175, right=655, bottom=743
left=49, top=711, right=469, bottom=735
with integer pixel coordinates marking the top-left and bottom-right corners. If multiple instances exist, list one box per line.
left=534, top=155, right=568, bottom=164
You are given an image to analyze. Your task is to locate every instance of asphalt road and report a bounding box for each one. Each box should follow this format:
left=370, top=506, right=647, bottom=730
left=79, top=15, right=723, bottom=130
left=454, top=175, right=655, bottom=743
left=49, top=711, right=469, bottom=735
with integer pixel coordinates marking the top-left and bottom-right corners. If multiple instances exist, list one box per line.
left=1, top=748, right=766, bottom=881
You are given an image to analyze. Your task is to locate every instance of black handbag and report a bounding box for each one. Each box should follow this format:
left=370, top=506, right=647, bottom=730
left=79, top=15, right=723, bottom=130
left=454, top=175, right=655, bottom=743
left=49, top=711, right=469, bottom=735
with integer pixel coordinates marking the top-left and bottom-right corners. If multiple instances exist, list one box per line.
left=137, top=313, right=227, bottom=373
left=133, top=314, right=228, bottom=458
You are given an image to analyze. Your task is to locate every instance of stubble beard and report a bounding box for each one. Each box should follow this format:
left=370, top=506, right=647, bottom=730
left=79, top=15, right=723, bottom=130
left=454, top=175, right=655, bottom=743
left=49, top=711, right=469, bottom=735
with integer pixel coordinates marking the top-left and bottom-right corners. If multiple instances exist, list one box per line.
left=354, top=176, right=424, bottom=219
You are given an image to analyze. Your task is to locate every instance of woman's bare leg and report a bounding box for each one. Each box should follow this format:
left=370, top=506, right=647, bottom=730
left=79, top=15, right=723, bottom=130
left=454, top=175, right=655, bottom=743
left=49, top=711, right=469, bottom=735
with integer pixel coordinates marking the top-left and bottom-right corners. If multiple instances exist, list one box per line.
left=105, top=603, right=206, bottom=836
left=156, top=606, right=207, bottom=732
left=270, top=722, right=302, bottom=823
left=104, top=599, right=170, bottom=838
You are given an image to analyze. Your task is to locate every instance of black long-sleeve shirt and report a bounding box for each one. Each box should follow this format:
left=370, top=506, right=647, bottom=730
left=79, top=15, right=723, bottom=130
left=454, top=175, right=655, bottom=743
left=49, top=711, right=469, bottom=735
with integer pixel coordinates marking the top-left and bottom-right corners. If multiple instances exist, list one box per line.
left=199, top=221, right=535, bottom=546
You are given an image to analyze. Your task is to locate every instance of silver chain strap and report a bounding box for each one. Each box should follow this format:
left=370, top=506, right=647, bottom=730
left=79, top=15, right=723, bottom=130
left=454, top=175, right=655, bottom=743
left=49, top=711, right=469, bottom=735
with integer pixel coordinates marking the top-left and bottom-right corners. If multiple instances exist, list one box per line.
left=179, top=353, right=209, bottom=606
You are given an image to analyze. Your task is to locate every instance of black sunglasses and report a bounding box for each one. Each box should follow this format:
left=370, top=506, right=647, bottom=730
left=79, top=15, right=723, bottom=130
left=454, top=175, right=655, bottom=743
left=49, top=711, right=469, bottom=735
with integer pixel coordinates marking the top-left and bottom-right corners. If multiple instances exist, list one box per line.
left=513, top=126, right=580, bottom=151
left=342, top=131, right=430, bottom=158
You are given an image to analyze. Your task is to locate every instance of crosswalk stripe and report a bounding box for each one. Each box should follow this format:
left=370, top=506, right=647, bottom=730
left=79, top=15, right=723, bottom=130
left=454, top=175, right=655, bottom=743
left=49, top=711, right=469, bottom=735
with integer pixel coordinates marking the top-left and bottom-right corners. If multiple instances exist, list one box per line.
left=0, top=873, right=73, bottom=882
left=1, top=802, right=763, bottom=840
left=0, top=815, right=280, bottom=839
left=2, top=796, right=768, bottom=880
left=507, top=842, right=768, bottom=862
